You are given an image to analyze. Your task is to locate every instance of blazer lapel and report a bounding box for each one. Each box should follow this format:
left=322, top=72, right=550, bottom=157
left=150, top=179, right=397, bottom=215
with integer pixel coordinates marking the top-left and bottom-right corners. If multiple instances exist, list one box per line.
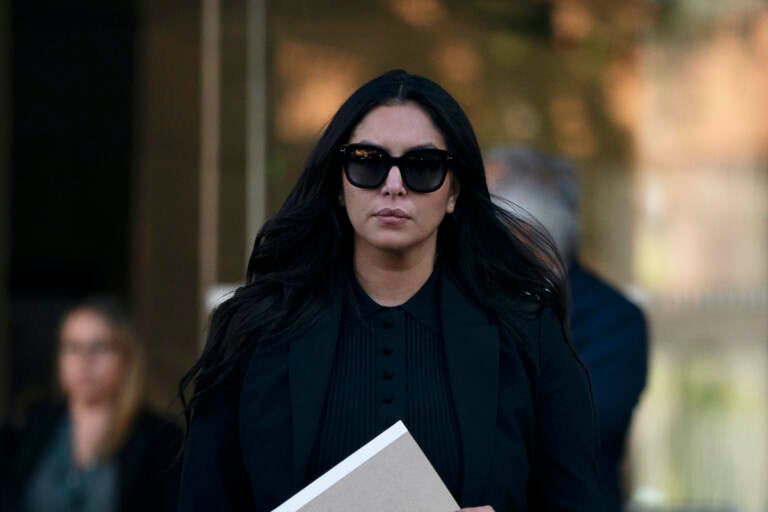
left=441, top=271, right=500, bottom=505
left=289, top=296, right=342, bottom=490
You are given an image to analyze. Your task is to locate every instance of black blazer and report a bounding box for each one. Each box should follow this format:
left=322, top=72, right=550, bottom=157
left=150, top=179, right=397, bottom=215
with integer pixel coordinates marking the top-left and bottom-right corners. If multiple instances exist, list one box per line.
left=1, top=404, right=182, bottom=512
left=179, top=271, right=604, bottom=511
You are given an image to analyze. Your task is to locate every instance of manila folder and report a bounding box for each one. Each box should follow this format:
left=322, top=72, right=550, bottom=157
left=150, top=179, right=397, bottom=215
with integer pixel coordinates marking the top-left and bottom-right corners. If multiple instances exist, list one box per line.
left=271, top=420, right=460, bottom=512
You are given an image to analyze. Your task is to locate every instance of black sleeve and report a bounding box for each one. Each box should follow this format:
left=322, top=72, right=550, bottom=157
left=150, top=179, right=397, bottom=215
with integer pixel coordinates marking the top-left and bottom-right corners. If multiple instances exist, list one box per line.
left=587, top=302, right=648, bottom=441
left=177, top=369, right=256, bottom=511
left=529, top=307, right=606, bottom=511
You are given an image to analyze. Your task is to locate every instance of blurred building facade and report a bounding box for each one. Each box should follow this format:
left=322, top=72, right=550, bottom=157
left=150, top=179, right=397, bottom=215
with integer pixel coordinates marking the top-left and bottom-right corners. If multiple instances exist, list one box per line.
left=1, top=0, right=766, bottom=510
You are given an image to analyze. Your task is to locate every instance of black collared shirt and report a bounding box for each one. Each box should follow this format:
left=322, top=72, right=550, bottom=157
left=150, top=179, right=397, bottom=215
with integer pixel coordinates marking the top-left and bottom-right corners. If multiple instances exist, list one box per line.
left=307, top=266, right=464, bottom=500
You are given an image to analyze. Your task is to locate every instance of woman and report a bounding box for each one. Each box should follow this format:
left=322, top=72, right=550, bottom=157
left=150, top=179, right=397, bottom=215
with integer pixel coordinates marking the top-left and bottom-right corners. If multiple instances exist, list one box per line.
left=178, top=70, right=604, bottom=511
left=3, top=297, right=182, bottom=511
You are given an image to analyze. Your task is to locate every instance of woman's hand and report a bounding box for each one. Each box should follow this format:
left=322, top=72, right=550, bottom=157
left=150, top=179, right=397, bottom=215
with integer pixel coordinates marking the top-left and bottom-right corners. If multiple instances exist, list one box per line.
left=457, top=507, right=495, bottom=511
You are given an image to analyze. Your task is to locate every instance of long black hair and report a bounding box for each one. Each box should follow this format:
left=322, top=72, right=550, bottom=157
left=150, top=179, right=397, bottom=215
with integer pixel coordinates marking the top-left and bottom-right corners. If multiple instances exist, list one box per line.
left=178, top=69, right=569, bottom=429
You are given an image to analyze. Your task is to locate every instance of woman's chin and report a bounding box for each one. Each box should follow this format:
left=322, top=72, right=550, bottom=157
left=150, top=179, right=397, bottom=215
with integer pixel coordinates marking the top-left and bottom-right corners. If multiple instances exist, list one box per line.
left=364, top=236, right=418, bottom=254
left=69, top=388, right=113, bottom=406
left=355, top=230, right=439, bottom=256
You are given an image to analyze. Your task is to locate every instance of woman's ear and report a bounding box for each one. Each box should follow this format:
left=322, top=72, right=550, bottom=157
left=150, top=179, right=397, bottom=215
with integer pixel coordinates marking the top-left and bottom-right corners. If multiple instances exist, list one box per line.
left=338, top=191, right=345, bottom=207
left=446, top=177, right=460, bottom=213
left=446, top=195, right=456, bottom=213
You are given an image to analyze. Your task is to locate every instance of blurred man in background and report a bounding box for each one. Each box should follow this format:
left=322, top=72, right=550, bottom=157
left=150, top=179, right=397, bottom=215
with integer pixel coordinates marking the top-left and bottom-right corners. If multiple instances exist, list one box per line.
left=485, top=147, right=649, bottom=511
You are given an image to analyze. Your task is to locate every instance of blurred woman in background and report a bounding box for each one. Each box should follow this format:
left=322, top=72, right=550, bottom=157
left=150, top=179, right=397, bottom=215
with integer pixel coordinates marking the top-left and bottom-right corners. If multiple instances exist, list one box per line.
left=2, top=296, right=181, bottom=512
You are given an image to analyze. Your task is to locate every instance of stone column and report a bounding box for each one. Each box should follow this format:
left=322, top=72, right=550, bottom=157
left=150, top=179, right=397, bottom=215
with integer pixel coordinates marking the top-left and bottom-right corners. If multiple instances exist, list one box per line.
left=245, top=0, right=268, bottom=266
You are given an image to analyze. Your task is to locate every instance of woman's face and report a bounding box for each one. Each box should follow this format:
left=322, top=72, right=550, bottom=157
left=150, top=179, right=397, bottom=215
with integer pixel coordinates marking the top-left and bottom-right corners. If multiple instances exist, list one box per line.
left=341, top=101, right=458, bottom=257
left=58, top=308, right=126, bottom=406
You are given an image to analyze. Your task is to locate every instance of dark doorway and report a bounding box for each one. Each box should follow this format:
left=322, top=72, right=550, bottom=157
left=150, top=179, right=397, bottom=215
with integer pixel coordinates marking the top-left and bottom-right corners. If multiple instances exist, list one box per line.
left=9, top=1, right=137, bottom=409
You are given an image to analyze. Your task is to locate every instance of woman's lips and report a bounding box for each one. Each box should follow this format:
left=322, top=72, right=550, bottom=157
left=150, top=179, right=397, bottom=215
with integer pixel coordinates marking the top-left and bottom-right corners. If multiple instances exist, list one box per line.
left=375, top=208, right=410, bottom=225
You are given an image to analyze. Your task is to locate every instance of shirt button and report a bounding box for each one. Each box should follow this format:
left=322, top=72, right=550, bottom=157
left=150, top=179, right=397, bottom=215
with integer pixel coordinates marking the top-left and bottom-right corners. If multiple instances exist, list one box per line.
left=382, top=371, right=394, bottom=380
left=381, top=347, right=393, bottom=355
left=382, top=319, right=394, bottom=328
left=382, top=396, right=394, bottom=404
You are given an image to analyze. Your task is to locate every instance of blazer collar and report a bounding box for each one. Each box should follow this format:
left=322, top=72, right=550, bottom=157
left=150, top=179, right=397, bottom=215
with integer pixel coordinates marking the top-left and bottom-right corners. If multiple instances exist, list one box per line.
left=288, top=271, right=499, bottom=504
left=440, top=270, right=500, bottom=504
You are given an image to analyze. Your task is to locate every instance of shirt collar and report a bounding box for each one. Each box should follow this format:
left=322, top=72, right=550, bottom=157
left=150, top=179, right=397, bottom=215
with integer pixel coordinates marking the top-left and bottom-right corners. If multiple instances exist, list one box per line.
left=351, top=264, right=441, bottom=334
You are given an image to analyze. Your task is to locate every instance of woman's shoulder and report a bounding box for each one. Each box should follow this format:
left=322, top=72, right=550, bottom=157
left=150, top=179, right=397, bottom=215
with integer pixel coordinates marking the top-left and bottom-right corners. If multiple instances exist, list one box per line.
left=133, top=407, right=183, bottom=436
left=239, top=306, right=331, bottom=371
left=120, top=407, right=183, bottom=464
left=495, top=290, right=554, bottom=336
left=3, top=401, right=66, bottom=441
left=496, top=291, right=572, bottom=370
left=1, top=402, right=67, bottom=492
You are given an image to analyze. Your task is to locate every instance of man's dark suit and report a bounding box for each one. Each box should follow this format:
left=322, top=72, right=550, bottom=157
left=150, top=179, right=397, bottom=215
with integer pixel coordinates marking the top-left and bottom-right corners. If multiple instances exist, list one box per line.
left=569, top=261, right=648, bottom=511
left=179, top=271, right=605, bottom=511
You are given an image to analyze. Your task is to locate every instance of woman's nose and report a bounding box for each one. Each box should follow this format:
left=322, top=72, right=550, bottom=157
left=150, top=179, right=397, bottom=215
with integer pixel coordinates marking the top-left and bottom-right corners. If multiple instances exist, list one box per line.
left=381, top=166, right=407, bottom=196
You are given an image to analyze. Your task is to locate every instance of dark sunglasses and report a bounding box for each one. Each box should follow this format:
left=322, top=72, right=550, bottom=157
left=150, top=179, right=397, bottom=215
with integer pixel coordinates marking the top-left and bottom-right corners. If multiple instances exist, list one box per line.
left=340, top=143, right=453, bottom=193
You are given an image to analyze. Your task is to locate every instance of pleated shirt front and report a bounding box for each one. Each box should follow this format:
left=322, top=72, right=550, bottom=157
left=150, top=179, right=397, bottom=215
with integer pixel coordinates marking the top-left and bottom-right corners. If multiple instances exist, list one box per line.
left=307, top=266, right=464, bottom=501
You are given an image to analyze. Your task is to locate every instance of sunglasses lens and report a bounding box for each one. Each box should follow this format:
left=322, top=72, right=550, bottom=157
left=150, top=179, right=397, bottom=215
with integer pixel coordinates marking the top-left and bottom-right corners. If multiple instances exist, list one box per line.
left=344, top=147, right=387, bottom=188
left=402, top=151, right=447, bottom=192
left=342, top=145, right=450, bottom=192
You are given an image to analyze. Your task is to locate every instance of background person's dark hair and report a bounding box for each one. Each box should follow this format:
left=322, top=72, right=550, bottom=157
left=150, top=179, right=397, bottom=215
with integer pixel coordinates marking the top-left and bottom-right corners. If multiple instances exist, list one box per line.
left=178, top=69, right=571, bottom=432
